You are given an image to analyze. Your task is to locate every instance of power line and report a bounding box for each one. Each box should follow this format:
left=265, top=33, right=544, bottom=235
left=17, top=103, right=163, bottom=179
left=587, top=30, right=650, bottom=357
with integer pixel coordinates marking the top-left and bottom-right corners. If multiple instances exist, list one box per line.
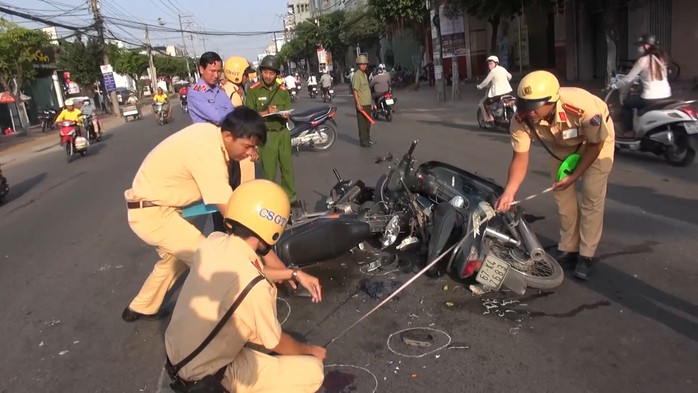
left=0, top=5, right=94, bottom=32
left=103, top=15, right=283, bottom=36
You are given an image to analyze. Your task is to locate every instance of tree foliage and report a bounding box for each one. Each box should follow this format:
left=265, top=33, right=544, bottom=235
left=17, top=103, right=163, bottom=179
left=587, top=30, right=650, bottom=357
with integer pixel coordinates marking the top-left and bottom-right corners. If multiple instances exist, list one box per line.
left=109, top=44, right=149, bottom=94
left=154, top=55, right=190, bottom=78
left=0, top=20, right=52, bottom=94
left=341, top=9, right=383, bottom=52
left=368, top=0, right=427, bottom=39
left=57, top=35, right=103, bottom=88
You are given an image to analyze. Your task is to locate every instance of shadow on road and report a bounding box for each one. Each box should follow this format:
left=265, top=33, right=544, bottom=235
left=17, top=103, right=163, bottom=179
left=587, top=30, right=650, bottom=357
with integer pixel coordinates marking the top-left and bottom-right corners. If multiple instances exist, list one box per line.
left=585, top=259, right=698, bottom=343
left=336, top=132, right=361, bottom=146
left=2, top=172, right=47, bottom=204
left=607, top=182, right=698, bottom=226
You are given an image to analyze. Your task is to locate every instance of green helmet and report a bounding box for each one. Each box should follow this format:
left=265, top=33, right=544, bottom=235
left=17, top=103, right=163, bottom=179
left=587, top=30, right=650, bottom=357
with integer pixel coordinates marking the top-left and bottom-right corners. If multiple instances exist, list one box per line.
left=356, top=54, right=369, bottom=64
left=259, top=55, right=281, bottom=72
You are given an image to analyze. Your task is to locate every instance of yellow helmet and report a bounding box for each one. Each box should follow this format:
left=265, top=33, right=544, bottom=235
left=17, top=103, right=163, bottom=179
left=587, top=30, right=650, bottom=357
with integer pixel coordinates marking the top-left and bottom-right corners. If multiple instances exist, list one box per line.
left=515, top=70, right=560, bottom=113
left=224, top=179, right=290, bottom=246
left=224, top=55, right=249, bottom=84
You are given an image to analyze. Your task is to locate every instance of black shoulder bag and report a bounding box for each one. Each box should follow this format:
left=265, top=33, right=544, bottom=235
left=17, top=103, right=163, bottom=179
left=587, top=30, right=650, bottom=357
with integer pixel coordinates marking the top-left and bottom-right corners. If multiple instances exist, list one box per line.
left=165, top=275, right=265, bottom=393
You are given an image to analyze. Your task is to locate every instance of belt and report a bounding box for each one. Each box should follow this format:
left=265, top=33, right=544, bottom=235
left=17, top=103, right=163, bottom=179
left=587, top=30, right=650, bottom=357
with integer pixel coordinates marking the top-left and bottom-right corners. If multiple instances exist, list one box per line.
left=267, top=127, right=285, bottom=132
left=126, top=200, right=160, bottom=209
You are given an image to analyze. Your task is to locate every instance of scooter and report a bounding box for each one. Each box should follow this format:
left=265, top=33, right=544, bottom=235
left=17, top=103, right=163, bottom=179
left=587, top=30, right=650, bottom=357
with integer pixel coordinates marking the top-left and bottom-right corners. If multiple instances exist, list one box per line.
left=290, top=89, right=298, bottom=103
left=180, top=93, right=188, bottom=113
left=58, top=120, right=89, bottom=162
left=286, top=106, right=338, bottom=152
left=309, top=86, right=319, bottom=99
left=607, top=75, right=698, bottom=166
left=372, top=90, right=396, bottom=122
left=0, top=165, right=9, bottom=204
left=39, top=108, right=58, bottom=133
left=82, top=114, right=102, bottom=142
left=476, top=94, right=518, bottom=130
left=153, top=103, right=169, bottom=126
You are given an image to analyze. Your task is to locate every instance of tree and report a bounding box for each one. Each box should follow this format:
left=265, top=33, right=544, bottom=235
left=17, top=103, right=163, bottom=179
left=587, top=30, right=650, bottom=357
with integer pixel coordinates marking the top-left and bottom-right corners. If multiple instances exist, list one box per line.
left=317, top=11, right=349, bottom=69
left=57, top=35, right=103, bottom=91
left=0, top=21, right=51, bottom=96
left=279, top=21, right=318, bottom=71
left=154, top=55, right=189, bottom=79
left=341, top=9, right=383, bottom=62
left=110, top=45, right=149, bottom=97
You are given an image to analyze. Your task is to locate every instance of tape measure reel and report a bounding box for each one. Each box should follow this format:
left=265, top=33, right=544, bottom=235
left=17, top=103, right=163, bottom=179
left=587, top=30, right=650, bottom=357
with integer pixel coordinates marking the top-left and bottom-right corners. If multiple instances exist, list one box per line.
left=557, top=153, right=581, bottom=182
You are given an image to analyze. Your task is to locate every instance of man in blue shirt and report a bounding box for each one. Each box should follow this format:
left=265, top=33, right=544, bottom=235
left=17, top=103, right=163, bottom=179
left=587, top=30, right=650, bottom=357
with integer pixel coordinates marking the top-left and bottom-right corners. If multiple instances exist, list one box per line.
left=188, top=52, right=234, bottom=126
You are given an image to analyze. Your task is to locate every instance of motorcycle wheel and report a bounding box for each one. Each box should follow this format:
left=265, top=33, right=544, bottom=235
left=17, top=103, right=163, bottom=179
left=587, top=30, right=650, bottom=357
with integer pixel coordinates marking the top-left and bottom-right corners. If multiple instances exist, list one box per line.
left=65, top=144, right=73, bottom=163
left=310, top=124, right=337, bottom=151
left=80, top=150, right=87, bottom=157
left=476, top=108, right=490, bottom=129
left=487, top=240, right=564, bottom=289
left=665, top=142, right=695, bottom=167
left=668, top=61, right=680, bottom=82
left=386, top=110, right=393, bottom=122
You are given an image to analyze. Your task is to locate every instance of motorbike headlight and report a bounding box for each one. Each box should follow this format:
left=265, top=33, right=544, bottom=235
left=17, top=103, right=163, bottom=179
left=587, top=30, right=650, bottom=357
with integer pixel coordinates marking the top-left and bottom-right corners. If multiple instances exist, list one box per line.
left=381, top=215, right=401, bottom=248
left=449, top=195, right=465, bottom=209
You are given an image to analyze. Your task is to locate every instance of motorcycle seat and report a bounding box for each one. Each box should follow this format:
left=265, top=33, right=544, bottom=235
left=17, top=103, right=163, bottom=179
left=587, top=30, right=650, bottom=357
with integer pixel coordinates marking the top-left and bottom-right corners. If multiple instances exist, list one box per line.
left=638, top=99, right=683, bottom=116
left=291, top=106, right=333, bottom=123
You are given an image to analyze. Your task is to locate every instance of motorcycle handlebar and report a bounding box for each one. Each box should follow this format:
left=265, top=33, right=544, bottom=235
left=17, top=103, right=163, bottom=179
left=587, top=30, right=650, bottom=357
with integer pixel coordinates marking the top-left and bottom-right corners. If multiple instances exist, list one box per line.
left=407, top=139, right=419, bottom=158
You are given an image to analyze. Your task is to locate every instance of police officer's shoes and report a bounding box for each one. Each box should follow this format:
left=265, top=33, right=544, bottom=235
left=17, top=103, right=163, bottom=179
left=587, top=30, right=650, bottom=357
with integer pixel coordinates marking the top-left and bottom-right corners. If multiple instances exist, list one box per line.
left=573, top=256, right=595, bottom=280
left=554, top=250, right=579, bottom=268
left=121, top=307, right=162, bottom=322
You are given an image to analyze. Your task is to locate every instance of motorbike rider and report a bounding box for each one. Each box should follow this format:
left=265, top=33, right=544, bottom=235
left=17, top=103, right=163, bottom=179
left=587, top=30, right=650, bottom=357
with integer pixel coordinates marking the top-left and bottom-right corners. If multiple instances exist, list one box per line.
left=307, top=73, right=318, bottom=96
left=369, top=63, right=391, bottom=106
left=495, top=70, right=615, bottom=280
left=284, top=73, right=298, bottom=96
left=164, top=180, right=325, bottom=393
left=319, top=70, right=333, bottom=100
left=178, top=84, right=189, bottom=110
left=79, top=98, right=101, bottom=139
left=611, top=34, right=672, bottom=139
left=152, top=87, right=172, bottom=123
left=476, top=55, right=513, bottom=123
left=55, top=98, right=83, bottom=130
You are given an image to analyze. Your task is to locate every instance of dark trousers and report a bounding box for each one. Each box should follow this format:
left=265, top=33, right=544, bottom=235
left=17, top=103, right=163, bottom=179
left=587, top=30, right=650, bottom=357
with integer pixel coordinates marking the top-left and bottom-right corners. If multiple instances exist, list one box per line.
left=622, top=96, right=662, bottom=132
left=356, top=104, right=372, bottom=146
left=211, top=160, right=242, bottom=232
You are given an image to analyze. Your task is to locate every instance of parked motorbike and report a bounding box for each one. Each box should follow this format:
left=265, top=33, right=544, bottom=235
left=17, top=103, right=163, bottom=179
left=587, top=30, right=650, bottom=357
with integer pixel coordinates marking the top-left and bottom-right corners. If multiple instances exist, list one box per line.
left=39, top=108, right=58, bottom=133
left=476, top=94, right=517, bottom=130
left=180, top=93, right=188, bottom=113
left=0, top=165, right=9, bottom=204
left=81, top=114, right=102, bottom=142
left=372, top=90, right=396, bottom=122
left=275, top=140, right=564, bottom=295
left=607, top=75, right=698, bottom=166
left=286, top=105, right=338, bottom=151
left=58, top=120, right=89, bottom=162
left=153, top=103, right=169, bottom=126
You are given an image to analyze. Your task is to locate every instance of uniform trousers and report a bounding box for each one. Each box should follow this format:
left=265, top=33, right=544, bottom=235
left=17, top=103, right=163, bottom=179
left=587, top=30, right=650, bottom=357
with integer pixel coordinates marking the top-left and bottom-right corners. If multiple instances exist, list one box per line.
left=225, top=348, right=324, bottom=393
left=356, top=104, right=373, bottom=146
left=260, top=129, right=296, bottom=201
left=551, top=140, right=615, bottom=257
left=127, top=206, right=205, bottom=315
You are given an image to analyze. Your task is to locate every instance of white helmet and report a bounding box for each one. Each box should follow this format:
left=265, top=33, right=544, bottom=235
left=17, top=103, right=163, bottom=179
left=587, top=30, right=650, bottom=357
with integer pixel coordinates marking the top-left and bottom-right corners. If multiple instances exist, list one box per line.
left=486, top=55, right=499, bottom=64
left=65, top=98, right=74, bottom=106
left=378, top=63, right=386, bottom=70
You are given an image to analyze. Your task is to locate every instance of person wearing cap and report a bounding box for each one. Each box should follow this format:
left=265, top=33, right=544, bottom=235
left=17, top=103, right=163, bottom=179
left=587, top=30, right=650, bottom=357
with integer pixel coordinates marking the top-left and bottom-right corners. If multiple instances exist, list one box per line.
left=188, top=51, right=235, bottom=126
left=55, top=98, right=83, bottom=125
left=494, top=70, right=615, bottom=280
left=476, top=55, right=513, bottom=123
left=245, top=55, right=300, bottom=211
left=165, top=179, right=325, bottom=393
left=352, top=54, right=375, bottom=147
left=121, top=108, right=320, bottom=322
left=611, top=34, right=672, bottom=138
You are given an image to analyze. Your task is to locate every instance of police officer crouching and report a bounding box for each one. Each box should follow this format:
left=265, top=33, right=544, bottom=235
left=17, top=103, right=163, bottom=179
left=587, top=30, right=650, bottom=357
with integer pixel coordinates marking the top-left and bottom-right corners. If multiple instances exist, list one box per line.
left=495, top=71, right=615, bottom=280
left=165, top=179, right=326, bottom=393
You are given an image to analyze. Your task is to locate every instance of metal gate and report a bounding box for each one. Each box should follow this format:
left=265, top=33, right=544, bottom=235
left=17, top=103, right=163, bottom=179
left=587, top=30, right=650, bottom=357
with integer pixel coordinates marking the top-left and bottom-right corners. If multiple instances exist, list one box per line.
left=648, top=0, right=672, bottom=53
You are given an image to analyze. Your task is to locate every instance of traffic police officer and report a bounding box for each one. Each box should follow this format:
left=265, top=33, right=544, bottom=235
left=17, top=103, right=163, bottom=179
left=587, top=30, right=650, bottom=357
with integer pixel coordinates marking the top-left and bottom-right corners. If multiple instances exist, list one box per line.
left=245, top=55, right=300, bottom=209
left=352, top=54, right=375, bottom=147
left=165, top=180, right=325, bottom=393
left=495, top=70, right=615, bottom=280
left=121, top=109, right=267, bottom=322
left=222, top=55, right=254, bottom=107
left=188, top=51, right=234, bottom=126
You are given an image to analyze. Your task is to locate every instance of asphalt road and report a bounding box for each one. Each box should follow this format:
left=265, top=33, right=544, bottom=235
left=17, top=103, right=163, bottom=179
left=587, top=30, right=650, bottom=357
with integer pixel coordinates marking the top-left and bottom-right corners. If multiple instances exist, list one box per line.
left=1, top=85, right=697, bottom=393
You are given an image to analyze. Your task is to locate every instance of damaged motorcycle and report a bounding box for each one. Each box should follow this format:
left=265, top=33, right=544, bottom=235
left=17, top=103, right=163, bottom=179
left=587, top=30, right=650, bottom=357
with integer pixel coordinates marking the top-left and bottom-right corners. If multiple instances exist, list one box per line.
left=275, top=140, right=564, bottom=295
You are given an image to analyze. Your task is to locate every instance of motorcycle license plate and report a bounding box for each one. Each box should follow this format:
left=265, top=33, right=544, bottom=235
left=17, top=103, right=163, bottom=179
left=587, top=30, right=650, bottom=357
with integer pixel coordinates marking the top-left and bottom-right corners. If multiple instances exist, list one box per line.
left=385, top=98, right=395, bottom=105
left=684, top=122, right=698, bottom=134
left=476, top=253, right=510, bottom=290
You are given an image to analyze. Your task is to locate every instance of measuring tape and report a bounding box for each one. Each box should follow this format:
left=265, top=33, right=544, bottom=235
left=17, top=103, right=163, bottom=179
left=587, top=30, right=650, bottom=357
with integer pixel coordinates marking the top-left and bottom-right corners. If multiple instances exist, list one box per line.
left=322, top=186, right=554, bottom=348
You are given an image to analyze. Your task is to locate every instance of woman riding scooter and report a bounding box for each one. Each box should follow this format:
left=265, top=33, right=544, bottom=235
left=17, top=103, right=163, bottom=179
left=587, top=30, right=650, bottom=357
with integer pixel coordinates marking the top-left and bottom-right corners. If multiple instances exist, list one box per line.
left=611, top=34, right=672, bottom=138
left=476, top=55, right=513, bottom=123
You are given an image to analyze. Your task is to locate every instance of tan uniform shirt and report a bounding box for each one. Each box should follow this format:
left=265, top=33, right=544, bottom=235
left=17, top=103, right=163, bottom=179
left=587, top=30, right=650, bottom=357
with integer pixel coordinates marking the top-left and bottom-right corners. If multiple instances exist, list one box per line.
left=510, top=87, right=615, bottom=159
left=124, top=123, right=232, bottom=207
left=221, top=82, right=256, bottom=184
left=165, top=233, right=281, bottom=381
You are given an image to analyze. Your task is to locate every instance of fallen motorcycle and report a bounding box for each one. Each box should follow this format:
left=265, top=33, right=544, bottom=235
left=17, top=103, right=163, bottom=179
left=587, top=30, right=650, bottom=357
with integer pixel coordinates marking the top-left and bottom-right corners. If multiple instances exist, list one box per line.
left=275, top=140, right=563, bottom=294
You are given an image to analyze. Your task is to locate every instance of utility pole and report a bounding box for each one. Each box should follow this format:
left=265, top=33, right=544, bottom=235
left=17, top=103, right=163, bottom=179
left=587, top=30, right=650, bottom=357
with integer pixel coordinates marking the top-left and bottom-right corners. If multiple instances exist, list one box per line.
left=145, top=26, right=157, bottom=93
left=91, top=0, right=120, bottom=116
left=273, top=31, right=279, bottom=54
left=178, top=14, right=192, bottom=80
left=429, top=1, right=446, bottom=102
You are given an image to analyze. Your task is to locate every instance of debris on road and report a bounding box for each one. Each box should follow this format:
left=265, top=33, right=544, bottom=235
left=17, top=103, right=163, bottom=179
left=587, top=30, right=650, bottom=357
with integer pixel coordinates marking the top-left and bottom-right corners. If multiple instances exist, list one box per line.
left=58, top=350, right=68, bottom=356
left=360, top=278, right=402, bottom=300
left=400, top=331, right=434, bottom=347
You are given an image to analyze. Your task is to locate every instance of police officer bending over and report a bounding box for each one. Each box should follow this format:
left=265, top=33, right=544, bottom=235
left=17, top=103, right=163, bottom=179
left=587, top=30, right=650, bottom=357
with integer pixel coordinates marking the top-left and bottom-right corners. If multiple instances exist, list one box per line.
left=495, top=71, right=615, bottom=280
left=122, top=108, right=321, bottom=323
left=165, top=180, right=326, bottom=393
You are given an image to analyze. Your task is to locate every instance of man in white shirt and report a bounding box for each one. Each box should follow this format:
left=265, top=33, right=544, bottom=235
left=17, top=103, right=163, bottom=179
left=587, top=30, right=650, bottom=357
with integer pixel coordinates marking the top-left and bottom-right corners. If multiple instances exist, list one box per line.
left=284, top=74, right=297, bottom=91
left=477, top=55, right=513, bottom=123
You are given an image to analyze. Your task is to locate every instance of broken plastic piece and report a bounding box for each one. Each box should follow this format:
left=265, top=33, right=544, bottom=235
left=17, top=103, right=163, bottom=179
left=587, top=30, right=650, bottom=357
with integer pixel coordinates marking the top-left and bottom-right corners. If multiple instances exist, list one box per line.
left=400, top=331, right=434, bottom=347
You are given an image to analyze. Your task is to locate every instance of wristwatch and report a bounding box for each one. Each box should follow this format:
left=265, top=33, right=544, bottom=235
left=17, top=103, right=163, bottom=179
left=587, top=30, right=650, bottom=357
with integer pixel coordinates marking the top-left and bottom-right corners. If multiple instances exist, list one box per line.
left=291, top=267, right=301, bottom=282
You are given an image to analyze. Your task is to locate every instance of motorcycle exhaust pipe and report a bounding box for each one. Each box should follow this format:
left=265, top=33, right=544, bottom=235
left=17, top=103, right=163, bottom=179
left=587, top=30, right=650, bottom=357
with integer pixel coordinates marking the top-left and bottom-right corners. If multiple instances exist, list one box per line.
left=485, top=227, right=521, bottom=247
left=517, top=218, right=545, bottom=261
